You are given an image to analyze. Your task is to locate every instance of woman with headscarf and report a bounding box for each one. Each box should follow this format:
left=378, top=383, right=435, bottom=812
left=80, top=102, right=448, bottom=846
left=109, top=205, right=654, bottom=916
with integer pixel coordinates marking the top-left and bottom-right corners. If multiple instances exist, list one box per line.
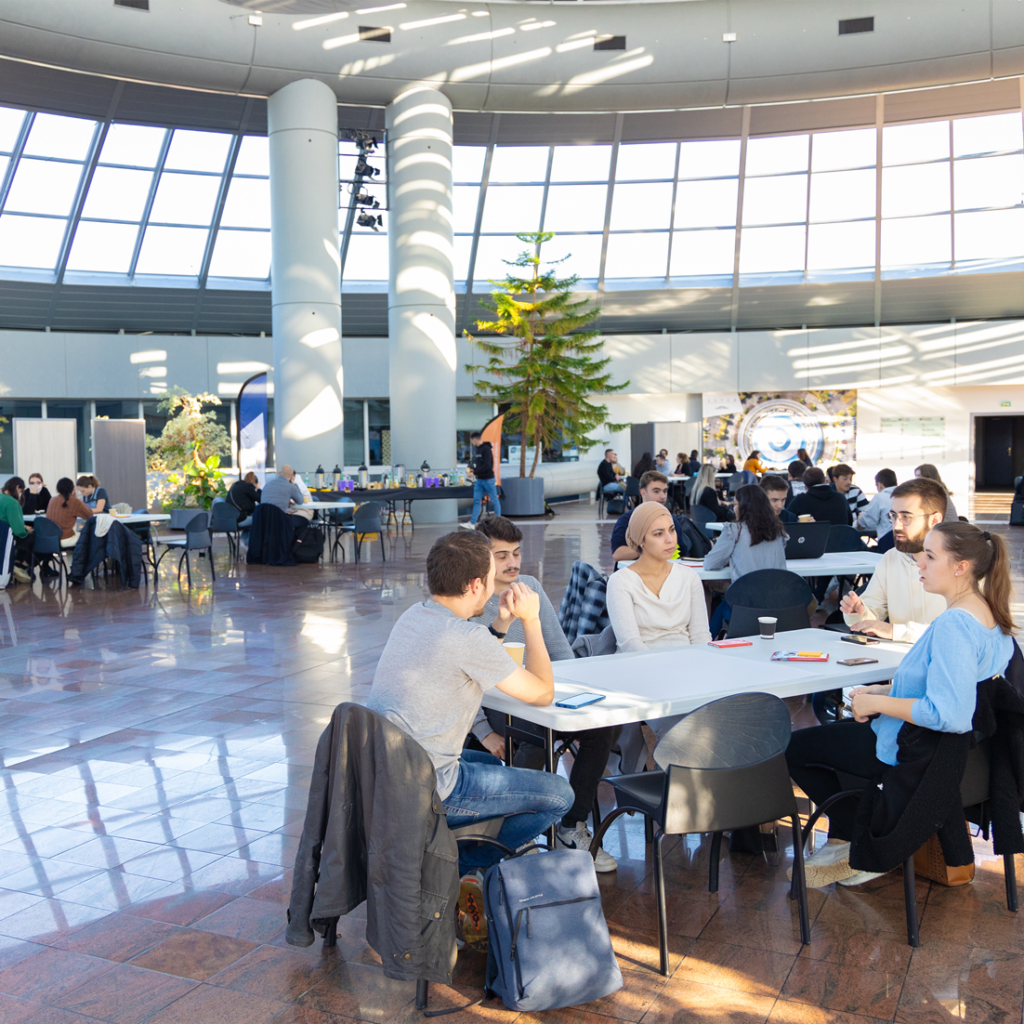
left=605, top=501, right=711, bottom=654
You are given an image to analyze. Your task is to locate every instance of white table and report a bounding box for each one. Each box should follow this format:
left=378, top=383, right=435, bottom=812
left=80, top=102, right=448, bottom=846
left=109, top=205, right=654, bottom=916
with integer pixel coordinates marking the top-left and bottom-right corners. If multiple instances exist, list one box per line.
left=298, top=501, right=356, bottom=511
left=616, top=551, right=882, bottom=580
left=482, top=627, right=905, bottom=732
left=23, top=513, right=171, bottom=524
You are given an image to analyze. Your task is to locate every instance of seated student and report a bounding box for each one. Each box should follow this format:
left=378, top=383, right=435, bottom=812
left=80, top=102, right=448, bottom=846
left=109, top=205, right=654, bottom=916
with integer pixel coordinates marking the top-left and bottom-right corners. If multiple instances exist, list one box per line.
left=788, top=467, right=851, bottom=526
left=742, top=450, right=767, bottom=475
left=366, top=531, right=573, bottom=950
left=842, top=477, right=948, bottom=642
left=832, top=463, right=868, bottom=523
left=632, top=451, right=655, bottom=479
left=0, top=477, right=32, bottom=583
left=720, top=454, right=737, bottom=473
left=673, top=452, right=687, bottom=475
left=857, top=469, right=898, bottom=537
left=692, top=464, right=734, bottom=523
left=654, top=452, right=670, bottom=474
left=76, top=475, right=108, bottom=512
left=597, top=448, right=625, bottom=500
left=261, top=465, right=304, bottom=527
left=228, top=471, right=261, bottom=520
left=915, top=463, right=959, bottom=522
left=760, top=475, right=800, bottom=524
left=787, top=460, right=808, bottom=501
left=21, top=473, right=51, bottom=515
left=47, top=477, right=93, bottom=548
left=606, top=502, right=711, bottom=653
left=611, top=470, right=700, bottom=562
left=683, top=450, right=700, bottom=475
left=467, top=518, right=619, bottom=872
left=796, top=447, right=814, bottom=468
left=788, top=521, right=1015, bottom=887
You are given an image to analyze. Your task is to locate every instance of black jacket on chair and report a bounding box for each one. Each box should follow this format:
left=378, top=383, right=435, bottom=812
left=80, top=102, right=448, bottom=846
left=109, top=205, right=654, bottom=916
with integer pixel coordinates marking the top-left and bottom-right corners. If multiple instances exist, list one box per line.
left=70, top=519, right=142, bottom=588
left=850, top=645, right=1024, bottom=873
left=286, top=703, right=458, bottom=986
left=247, top=503, right=297, bottom=566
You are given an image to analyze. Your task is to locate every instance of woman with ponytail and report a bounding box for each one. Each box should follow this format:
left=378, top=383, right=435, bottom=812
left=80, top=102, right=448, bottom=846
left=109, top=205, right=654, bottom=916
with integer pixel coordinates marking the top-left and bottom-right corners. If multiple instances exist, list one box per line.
left=45, top=477, right=93, bottom=547
left=787, top=521, right=1016, bottom=887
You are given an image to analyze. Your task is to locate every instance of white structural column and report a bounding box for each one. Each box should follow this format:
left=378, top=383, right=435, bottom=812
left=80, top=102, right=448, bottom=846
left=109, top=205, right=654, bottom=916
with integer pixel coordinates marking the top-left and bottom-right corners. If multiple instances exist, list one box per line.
left=268, top=79, right=344, bottom=474
left=387, top=87, right=457, bottom=523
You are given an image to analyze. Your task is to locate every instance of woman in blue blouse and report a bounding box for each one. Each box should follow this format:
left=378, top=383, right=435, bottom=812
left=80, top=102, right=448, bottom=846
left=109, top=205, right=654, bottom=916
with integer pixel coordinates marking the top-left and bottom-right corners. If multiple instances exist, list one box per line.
left=787, top=521, right=1016, bottom=887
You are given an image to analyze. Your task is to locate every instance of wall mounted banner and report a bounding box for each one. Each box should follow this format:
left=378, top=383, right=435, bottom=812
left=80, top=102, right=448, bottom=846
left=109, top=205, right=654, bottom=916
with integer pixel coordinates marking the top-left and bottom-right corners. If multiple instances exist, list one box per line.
left=238, top=372, right=269, bottom=487
left=704, top=390, right=857, bottom=470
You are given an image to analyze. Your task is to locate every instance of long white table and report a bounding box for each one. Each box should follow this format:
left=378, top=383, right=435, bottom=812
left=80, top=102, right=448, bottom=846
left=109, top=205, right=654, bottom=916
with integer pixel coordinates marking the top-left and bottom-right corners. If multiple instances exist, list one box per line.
left=482, top=627, right=905, bottom=732
left=297, top=501, right=357, bottom=511
left=23, top=512, right=171, bottom=524
left=616, top=550, right=882, bottom=580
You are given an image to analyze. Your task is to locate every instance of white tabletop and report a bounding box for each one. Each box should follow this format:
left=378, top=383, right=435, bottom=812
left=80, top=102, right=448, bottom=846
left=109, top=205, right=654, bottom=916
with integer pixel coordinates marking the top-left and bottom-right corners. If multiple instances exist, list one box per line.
left=23, top=512, right=170, bottom=524
left=482, top=627, right=905, bottom=732
left=666, top=474, right=733, bottom=482
left=298, top=501, right=357, bottom=510
left=616, top=550, right=882, bottom=580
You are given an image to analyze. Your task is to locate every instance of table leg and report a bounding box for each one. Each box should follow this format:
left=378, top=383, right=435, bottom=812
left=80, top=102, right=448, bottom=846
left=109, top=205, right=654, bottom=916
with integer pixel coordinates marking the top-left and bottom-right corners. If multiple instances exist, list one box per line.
left=504, top=713, right=514, bottom=766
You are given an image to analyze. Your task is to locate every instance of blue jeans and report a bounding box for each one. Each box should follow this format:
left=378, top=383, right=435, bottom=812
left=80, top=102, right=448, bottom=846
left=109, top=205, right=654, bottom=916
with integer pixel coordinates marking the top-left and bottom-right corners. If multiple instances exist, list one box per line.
left=444, top=750, right=573, bottom=872
left=471, top=478, right=500, bottom=523
left=602, top=482, right=624, bottom=497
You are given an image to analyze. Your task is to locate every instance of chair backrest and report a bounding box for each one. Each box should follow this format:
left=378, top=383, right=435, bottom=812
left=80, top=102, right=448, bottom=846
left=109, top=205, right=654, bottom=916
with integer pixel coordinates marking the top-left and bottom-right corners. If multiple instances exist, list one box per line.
left=725, top=603, right=811, bottom=639
left=724, top=568, right=813, bottom=610
left=825, top=524, right=869, bottom=553
left=113, top=502, right=132, bottom=515
left=354, top=501, right=383, bottom=531
left=571, top=625, right=617, bottom=659
left=209, top=501, right=240, bottom=530
left=654, top=692, right=792, bottom=770
left=329, top=505, right=355, bottom=525
left=728, top=470, right=756, bottom=493
left=689, top=506, right=716, bottom=539
left=32, top=516, right=62, bottom=553
left=183, top=512, right=211, bottom=548
left=625, top=477, right=641, bottom=498
left=170, top=508, right=205, bottom=530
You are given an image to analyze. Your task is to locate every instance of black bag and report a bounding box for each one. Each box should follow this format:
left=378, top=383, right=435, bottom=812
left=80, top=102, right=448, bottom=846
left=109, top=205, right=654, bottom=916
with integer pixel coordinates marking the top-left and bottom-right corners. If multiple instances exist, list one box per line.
left=1011, top=498, right=1024, bottom=526
left=606, top=497, right=625, bottom=516
left=677, top=516, right=713, bottom=557
left=292, top=524, right=325, bottom=563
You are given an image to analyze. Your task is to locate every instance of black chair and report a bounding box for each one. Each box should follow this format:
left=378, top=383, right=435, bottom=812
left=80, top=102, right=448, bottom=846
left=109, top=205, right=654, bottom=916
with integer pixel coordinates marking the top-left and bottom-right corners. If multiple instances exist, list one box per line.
left=353, top=502, right=386, bottom=563
left=727, top=470, right=756, bottom=495
left=126, top=511, right=157, bottom=579
left=591, top=692, right=812, bottom=974
left=155, top=512, right=214, bottom=586
left=801, top=738, right=1017, bottom=948
left=722, top=568, right=813, bottom=640
left=29, top=517, right=67, bottom=586
left=327, top=505, right=356, bottom=561
left=689, top=505, right=716, bottom=540
left=825, top=525, right=869, bottom=553
left=209, top=499, right=241, bottom=560
left=625, top=476, right=642, bottom=510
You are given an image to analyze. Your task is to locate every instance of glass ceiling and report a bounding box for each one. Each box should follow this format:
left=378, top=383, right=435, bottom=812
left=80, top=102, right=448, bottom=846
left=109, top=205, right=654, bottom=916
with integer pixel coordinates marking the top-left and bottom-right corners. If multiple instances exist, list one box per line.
left=0, top=105, right=1022, bottom=293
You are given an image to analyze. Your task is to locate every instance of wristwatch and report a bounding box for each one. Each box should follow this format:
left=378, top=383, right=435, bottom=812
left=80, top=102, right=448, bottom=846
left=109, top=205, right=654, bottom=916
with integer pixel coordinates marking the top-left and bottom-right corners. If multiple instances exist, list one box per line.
left=488, top=625, right=508, bottom=639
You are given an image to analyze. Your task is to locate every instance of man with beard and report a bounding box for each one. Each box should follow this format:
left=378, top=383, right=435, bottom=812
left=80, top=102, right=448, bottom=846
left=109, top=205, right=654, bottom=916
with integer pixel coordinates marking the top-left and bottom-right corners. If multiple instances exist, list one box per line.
left=366, top=531, right=572, bottom=950
left=840, top=478, right=948, bottom=642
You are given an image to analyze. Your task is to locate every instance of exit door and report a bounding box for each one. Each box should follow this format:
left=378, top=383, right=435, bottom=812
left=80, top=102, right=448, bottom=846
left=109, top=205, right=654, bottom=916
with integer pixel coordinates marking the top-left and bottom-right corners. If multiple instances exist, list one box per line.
left=975, top=415, right=1024, bottom=489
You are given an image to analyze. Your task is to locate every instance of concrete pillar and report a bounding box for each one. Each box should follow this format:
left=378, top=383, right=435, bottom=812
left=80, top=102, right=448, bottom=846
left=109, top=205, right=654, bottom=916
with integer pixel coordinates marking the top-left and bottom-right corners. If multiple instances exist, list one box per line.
left=386, top=87, right=456, bottom=523
left=268, top=79, right=343, bottom=475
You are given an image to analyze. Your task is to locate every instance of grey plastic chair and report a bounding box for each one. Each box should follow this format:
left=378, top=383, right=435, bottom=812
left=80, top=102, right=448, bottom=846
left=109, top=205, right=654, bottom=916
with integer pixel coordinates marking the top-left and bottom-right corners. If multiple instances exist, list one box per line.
left=689, top=505, right=716, bottom=540
left=590, top=692, right=812, bottom=974
left=155, top=511, right=214, bottom=586
left=722, top=568, right=812, bottom=639
left=328, top=504, right=355, bottom=561
left=209, top=498, right=241, bottom=559
left=352, top=502, right=386, bottom=563
left=29, top=517, right=68, bottom=586
left=825, top=525, right=869, bottom=553
left=625, top=476, right=642, bottom=510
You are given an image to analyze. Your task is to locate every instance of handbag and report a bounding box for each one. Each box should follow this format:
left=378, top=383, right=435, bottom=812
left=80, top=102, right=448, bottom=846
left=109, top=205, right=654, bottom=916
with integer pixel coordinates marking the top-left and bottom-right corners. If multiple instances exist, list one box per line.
left=912, top=829, right=976, bottom=886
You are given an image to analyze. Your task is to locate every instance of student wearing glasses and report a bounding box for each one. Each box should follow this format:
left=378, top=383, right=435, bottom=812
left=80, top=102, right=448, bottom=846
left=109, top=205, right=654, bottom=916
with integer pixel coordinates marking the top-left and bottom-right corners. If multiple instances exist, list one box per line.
left=841, top=478, right=948, bottom=643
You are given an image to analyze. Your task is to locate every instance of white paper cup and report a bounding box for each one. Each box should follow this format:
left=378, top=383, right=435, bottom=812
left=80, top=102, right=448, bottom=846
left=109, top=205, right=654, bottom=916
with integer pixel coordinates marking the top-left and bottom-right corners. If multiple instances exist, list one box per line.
left=503, top=642, right=525, bottom=666
left=758, top=616, right=778, bottom=640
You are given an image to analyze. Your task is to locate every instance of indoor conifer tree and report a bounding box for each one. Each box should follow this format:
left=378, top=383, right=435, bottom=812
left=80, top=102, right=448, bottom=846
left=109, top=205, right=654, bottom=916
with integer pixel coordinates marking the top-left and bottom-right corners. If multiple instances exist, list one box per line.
left=464, top=231, right=629, bottom=479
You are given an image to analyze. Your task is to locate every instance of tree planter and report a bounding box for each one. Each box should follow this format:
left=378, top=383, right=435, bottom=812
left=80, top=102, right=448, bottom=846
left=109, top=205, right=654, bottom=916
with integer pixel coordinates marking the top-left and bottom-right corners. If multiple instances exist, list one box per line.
left=500, top=476, right=545, bottom=516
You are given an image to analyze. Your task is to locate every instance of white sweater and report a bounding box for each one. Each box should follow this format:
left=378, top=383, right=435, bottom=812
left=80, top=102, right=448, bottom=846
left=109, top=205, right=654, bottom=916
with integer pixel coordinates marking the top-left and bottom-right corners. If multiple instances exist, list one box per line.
left=843, top=546, right=946, bottom=643
left=606, top=564, right=712, bottom=653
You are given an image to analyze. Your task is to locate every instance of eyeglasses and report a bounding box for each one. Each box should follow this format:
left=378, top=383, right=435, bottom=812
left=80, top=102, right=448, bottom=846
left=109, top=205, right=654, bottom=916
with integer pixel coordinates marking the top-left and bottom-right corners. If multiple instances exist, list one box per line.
left=885, top=511, right=930, bottom=525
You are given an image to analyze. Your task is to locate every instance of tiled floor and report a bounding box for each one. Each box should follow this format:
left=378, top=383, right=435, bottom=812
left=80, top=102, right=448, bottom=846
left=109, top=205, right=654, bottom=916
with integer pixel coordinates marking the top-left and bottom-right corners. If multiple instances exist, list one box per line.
left=0, top=506, right=1021, bottom=1024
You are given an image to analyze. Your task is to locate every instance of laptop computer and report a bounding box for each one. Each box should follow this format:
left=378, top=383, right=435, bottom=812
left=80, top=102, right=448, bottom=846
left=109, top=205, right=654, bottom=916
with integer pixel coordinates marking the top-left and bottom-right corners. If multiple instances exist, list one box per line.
left=784, top=522, right=830, bottom=560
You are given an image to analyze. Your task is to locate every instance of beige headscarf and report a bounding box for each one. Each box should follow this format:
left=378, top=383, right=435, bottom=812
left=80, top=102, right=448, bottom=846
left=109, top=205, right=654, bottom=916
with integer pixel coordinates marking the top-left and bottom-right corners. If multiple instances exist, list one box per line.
left=625, top=501, right=674, bottom=551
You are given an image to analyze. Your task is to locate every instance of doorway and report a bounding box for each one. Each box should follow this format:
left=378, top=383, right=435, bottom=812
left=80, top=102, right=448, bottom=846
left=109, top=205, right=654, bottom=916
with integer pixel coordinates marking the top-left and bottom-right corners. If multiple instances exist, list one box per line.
left=975, top=415, right=1024, bottom=490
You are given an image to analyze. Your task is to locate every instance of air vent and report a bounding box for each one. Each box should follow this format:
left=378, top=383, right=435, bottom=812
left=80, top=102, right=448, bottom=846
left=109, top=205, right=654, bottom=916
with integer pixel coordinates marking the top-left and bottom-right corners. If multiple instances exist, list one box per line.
left=594, top=35, right=626, bottom=51
left=114, top=0, right=150, bottom=9
left=839, top=16, right=874, bottom=35
left=358, top=25, right=391, bottom=42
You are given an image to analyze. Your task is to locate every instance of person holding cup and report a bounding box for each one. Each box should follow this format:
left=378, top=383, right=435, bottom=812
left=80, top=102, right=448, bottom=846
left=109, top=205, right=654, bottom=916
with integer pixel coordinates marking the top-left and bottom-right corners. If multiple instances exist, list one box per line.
left=21, top=473, right=52, bottom=516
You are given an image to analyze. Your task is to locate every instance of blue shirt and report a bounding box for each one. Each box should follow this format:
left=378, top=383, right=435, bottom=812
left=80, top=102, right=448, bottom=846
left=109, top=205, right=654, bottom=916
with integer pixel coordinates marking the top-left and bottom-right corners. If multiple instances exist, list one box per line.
left=872, top=608, right=1014, bottom=766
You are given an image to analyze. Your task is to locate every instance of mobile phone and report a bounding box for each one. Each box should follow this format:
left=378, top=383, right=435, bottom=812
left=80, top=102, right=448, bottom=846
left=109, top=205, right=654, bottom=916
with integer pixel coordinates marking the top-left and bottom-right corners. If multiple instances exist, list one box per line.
left=838, top=657, right=879, bottom=666
left=840, top=634, right=880, bottom=646
left=555, top=692, right=607, bottom=710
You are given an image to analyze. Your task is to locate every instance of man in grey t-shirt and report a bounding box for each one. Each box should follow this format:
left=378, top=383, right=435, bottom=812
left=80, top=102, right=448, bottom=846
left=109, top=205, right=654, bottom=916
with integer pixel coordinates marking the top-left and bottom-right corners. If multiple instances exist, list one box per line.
left=261, top=466, right=304, bottom=514
left=468, top=517, right=618, bottom=871
left=366, top=531, right=573, bottom=879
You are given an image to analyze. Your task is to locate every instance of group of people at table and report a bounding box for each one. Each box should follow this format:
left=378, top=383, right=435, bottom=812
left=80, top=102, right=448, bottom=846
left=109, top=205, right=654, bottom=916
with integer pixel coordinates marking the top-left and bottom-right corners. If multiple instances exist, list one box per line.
left=364, top=445, right=1015, bottom=948
left=0, top=472, right=110, bottom=582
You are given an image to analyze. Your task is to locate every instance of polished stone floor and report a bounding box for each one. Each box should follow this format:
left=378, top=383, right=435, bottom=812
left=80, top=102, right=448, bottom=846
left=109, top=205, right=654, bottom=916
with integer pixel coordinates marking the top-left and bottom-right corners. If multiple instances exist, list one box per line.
left=0, top=507, right=1022, bottom=1024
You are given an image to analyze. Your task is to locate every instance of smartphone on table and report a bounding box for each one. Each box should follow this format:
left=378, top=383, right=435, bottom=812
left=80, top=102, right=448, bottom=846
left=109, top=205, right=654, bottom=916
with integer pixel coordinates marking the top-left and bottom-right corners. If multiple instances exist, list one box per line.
left=555, top=692, right=606, bottom=709
left=840, top=634, right=880, bottom=646
left=837, top=657, right=879, bottom=666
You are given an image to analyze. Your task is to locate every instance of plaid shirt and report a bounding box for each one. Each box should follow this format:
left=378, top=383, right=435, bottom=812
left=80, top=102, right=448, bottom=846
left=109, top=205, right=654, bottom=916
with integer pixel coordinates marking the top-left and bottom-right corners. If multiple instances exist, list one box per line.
left=558, top=560, right=610, bottom=645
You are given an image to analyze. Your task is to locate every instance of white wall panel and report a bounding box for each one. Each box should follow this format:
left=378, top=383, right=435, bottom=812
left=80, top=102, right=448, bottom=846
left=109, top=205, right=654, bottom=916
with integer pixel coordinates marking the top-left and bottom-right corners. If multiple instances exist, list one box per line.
left=66, top=333, right=141, bottom=399
left=954, top=320, right=1024, bottom=385
left=879, top=323, right=955, bottom=388
left=0, top=331, right=67, bottom=398
left=207, top=336, right=273, bottom=400
left=806, top=327, right=881, bottom=390
left=603, top=334, right=671, bottom=393
left=670, top=332, right=738, bottom=392
left=737, top=330, right=807, bottom=391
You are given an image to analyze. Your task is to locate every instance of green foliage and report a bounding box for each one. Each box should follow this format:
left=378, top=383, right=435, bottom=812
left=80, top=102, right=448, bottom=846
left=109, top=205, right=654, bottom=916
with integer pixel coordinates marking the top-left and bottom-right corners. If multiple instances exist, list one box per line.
left=165, top=452, right=228, bottom=511
left=146, top=387, right=230, bottom=473
left=464, top=231, right=630, bottom=478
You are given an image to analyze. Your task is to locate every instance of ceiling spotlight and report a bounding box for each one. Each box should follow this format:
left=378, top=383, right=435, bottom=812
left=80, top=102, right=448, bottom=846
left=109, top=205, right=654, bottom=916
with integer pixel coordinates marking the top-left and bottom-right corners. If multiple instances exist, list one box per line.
left=357, top=212, right=383, bottom=231
left=355, top=158, right=380, bottom=178
left=354, top=193, right=380, bottom=208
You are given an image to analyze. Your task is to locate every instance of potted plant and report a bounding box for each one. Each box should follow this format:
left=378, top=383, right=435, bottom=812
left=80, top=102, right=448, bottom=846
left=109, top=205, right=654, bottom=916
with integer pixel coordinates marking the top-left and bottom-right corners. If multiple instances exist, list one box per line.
left=465, top=231, right=628, bottom=515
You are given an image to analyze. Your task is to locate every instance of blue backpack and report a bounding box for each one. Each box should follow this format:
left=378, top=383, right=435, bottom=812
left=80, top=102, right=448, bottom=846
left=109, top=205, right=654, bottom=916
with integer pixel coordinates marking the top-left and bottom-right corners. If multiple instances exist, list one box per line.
left=483, top=849, right=622, bottom=1011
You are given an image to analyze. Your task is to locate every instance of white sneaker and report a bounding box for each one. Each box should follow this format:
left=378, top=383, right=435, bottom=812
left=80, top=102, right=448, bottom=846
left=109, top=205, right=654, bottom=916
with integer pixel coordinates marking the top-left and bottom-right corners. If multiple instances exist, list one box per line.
left=12, top=566, right=30, bottom=584
left=459, top=522, right=477, bottom=530
left=838, top=869, right=887, bottom=887
left=556, top=821, right=618, bottom=873
left=787, top=840, right=850, bottom=881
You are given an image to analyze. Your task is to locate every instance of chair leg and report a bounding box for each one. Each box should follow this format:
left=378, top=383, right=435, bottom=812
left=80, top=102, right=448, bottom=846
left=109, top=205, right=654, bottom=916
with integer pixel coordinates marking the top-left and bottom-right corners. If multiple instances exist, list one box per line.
left=654, top=830, right=669, bottom=977
left=644, top=815, right=654, bottom=844
left=1004, top=852, right=1018, bottom=912
left=708, top=832, right=723, bottom=893
left=323, top=919, right=338, bottom=947
left=416, top=980, right=429, bottom=1010
left=903, top=855, right=920, bottom=947
left=789, top=813, right=812, bottom=946
left=209, top=545, right=216, bottom=580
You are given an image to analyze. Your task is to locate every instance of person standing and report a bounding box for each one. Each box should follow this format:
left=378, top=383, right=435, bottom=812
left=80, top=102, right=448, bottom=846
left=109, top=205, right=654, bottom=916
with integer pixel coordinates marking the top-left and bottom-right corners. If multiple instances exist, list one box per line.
left=464, top=430, right=501, bottom=528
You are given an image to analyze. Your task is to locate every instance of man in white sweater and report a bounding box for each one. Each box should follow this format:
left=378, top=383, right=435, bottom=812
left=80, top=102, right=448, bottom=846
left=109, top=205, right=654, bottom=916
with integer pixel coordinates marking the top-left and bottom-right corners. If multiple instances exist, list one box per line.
left=841, top=478, right=948, bottom=642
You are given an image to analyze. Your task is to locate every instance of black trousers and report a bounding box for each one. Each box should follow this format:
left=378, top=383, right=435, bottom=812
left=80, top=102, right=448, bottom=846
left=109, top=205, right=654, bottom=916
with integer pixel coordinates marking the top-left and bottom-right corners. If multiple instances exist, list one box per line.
left=483, top=709, right=617, bottom=829
left=785, top=719, right=888, bottom=841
